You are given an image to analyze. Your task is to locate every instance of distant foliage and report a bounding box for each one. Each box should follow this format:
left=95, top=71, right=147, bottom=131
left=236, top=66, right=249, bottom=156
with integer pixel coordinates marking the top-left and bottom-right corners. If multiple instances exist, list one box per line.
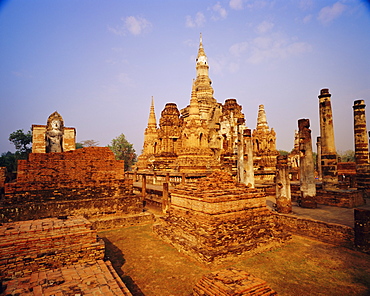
left=337, top=150, right=355, bottom=162
left=80, top=139, right=100, bottom=147
left=278, top=150, right=290, bottom=156
left=9, top=129, right=32, bottom=155
left=108, top=134, right=137, bottom=171
left=75, top=142, right=84, bottom=149
left=0, top=151, right=17, bottom=176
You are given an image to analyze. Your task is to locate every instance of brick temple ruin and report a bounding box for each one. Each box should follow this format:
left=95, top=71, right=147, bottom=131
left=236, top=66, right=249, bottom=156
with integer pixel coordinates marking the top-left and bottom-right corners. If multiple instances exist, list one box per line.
left=0, top=34, right=370, bottom=294
left=136, top=34, right=278, bottom=182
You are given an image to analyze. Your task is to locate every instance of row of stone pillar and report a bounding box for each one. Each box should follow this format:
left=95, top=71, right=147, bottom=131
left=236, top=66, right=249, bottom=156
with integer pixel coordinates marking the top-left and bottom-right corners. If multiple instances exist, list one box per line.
left=276, top=89, right=369, bottom=212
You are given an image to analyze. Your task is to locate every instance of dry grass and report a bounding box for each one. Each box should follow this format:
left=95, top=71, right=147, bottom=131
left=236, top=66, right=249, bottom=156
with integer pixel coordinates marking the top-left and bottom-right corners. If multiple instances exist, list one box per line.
left=99, top=222, right=370, bottom=296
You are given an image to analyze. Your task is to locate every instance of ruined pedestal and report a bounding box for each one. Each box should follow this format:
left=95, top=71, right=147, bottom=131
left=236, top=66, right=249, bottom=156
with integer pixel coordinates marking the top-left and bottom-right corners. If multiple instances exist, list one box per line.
left=154, top=171, right=289, bottom=263
left=275, top=155, right=292, bottom=214
left=193, top=268, right=277, bottom=296
left=298, top=119, right=317, bottom=208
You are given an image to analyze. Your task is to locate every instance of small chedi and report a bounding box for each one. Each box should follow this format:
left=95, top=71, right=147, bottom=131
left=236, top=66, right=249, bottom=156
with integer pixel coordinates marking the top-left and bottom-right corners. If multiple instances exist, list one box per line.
left=154, top=170, right=289, bottom=263
left=136, top=34, right=278, bottom=181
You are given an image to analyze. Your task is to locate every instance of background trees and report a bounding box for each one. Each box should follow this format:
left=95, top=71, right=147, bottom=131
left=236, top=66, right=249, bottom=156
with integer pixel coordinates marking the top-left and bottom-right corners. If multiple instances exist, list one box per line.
left=108, top=134, right=137, bottom=171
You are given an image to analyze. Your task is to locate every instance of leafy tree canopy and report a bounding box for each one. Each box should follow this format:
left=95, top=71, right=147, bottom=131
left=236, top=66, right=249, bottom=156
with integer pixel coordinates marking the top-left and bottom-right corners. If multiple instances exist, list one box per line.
left=9, top=129, right=32, bottom=155
left=337, top=150, right=355, bottom=162
left=278, top=150, right=290, bottom=156
left=108, top=134, right=137, bottom=171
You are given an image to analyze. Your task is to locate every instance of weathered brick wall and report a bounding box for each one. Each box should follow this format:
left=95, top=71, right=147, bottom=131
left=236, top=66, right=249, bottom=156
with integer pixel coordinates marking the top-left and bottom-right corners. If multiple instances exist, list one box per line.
left=1, top=147, right=142, bottom=222
left=275, top=212, right=354, bottom=248
left=0, top=216, right=104, bottom=280
left=316, top=189, right=364, bottom=208
left=0, top=166, right=6, bottom=193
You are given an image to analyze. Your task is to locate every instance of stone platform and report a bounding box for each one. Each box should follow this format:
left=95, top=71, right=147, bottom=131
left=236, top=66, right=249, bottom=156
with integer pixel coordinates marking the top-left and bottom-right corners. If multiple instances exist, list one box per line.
left=154, top=171, right=289, bottom=263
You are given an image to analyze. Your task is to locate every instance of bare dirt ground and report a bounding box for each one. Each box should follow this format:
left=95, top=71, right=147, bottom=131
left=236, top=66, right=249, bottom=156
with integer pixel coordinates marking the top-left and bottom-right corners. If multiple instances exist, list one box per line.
left=98, top=213, right=370, bottom=296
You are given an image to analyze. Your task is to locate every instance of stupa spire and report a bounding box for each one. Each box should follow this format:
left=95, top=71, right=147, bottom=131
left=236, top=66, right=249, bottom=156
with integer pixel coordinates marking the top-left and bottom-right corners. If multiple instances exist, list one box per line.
left=256, top=104, right=269, bottom=131
left=147, top=96, right=157, bottom=129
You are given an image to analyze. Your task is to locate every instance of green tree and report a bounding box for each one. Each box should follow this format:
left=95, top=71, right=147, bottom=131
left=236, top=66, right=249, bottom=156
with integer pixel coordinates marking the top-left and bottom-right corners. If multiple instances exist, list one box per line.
left=278, top=150, right=290, bottom=156
left=108, top=134, right=137, bottom=171
left=75, top=142, right=84, bottom=149
left=337, top=150, right=355, bottom=162
left=9, top=129, right=32, bottom=155
left=0, top=151, right=17, bottom=175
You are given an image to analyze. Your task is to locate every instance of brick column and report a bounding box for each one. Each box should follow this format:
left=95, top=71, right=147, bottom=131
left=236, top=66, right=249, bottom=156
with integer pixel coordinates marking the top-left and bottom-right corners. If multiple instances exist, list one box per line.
left=353, top=100, right=370, bottom=197
left=318, top=88, right=338, bottom=189
left=316, top=136, right=322, bottom=181
left=141, top=175, right=147, bottom=202
left=275, top=155, right=292, bottom=213
left=243, top=129, right=254, bottom=188
left=298, top=119, right=317, bottom=208
left=162, top=182, right=170, bottom=213
left=354, top=209, right=370, bottom=253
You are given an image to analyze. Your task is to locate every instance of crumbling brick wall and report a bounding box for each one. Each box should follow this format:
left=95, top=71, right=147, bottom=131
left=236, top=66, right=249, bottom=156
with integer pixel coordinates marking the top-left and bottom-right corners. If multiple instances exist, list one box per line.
left=1, top=147, right=141, bottom=222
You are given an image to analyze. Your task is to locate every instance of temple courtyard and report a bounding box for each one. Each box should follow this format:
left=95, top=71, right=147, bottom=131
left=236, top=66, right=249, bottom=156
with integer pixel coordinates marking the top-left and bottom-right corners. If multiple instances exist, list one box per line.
left=99, top=205, right=370, bottom=296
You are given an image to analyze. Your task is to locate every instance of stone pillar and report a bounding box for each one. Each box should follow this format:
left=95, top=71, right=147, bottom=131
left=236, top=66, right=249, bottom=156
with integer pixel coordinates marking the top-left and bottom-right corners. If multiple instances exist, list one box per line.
left=298, top=119, right=317, bottom=208
left=162, top=182, right=170, bottom=213
left=353, top=100, right=370, bottom=197
left=316, top=136, right=322, bottom=181
left=275, top=155, right=292, bottom=213
left=243, top=129, right=254, bottom=188
left=237, top=124, right=244, bottom=184
left=318, top=88, right=338, bottom=189
left=141, top=175, right=147, bottom=202
left=353, top=100, right=369, bottom=165
left=153, top=172, right=157, bottom=184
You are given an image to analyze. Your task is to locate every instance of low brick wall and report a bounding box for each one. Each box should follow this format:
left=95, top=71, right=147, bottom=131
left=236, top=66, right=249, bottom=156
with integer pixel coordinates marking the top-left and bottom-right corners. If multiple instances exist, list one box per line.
left=0, top=216, right=104, bottom=280
left=274, top=212, right=354, bottom=248
left=89, top=212, right=155, bottom=230
left=316, top=189, right=364, bottom=208
left=2, top=260, right=132, bottom=296
left=0, top=196, right=141, bottom=223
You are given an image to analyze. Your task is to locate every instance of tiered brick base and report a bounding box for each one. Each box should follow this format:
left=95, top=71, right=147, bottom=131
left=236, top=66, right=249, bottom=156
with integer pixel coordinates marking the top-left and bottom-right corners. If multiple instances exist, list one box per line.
left=193, top=268, right=277, bottom=296
left=2, top=260, right=132, bottom=296
left=0, top=216, right=104, bottom=280
left=154, top=171, right=289, bottom=263
left=1, top=147, right=142, bottom=223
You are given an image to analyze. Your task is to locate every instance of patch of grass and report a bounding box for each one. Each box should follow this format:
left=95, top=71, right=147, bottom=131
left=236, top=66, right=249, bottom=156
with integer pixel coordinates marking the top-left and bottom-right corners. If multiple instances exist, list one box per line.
left=99, top=224, right=370, bottom=296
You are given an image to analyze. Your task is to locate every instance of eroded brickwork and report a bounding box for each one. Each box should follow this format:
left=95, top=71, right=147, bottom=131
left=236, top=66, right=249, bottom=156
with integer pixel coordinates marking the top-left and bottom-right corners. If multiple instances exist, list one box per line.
left=2, top=147, right=141, bottom=222
left=2, top=260, right=132, bottom=296
left=0, top=216, right=104, bottom=280
left=154, top=171, right=289, bottom=263
left=193, top=268, right=277, bottom=296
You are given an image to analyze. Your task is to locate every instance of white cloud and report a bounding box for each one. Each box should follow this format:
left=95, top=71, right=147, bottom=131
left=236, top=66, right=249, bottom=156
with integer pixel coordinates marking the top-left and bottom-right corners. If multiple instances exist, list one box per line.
left=299, top=0, right=314, bottom=11
left=125, top=16, right=152, bottom=35
left=318, top=2, right=346, bottom=25
left=303, top=14, right=313, bottom=23
left=211, top=2, right=228, bottom=20
left=247, top=35, right=312, bottom=64
left=186, top=12, right=206, bottom=28
left=229, top=0, right=243, bottom=10
left=108, top=16, right=152, bottom=36
left=256, top=21, right=274, bottom=34
left=118, top=73, right=136, bottom=88
left=229, top=42, right=248, bottom=57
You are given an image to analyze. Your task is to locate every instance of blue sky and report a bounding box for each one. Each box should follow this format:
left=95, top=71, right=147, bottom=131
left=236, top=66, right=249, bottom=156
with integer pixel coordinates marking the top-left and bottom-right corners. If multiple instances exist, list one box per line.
left=1, top=0, right=369, bottom=155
